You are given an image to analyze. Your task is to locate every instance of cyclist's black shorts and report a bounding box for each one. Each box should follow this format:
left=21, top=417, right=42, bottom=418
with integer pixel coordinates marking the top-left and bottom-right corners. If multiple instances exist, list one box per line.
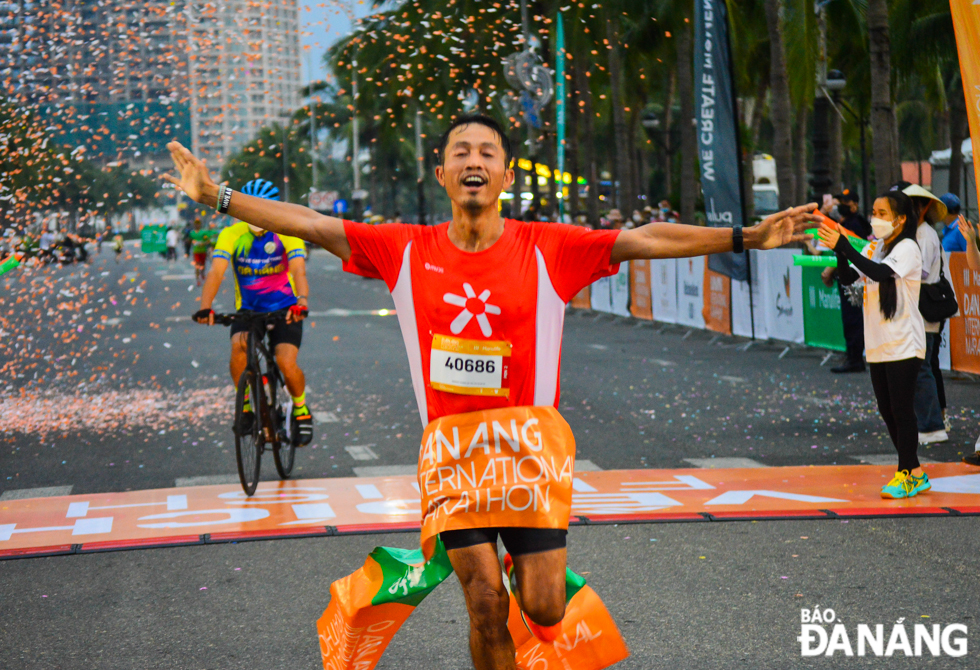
left=230, top=312, right=303, bottom=349
left=440, top=527, right=567, bottom=556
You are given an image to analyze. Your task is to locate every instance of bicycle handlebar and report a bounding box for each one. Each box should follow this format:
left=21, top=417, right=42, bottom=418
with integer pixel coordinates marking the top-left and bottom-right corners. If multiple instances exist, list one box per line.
left=204, top=309, right=291, bottom=327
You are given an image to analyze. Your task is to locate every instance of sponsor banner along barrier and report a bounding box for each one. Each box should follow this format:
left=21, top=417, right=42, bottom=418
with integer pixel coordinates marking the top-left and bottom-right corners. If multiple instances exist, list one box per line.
left=949, top=253, right=980, bottom=374
left=650, top=257, right=678, bottom=324
left=3, top=464, right=979, bottom=559
left=703, top=266, right=732, bottom=335
left=676, top=256, right=706, bottom=329
left=801, top=266, right=846, bottom=352
left=573, top=251, right=978, bottom=375
left=629, top=259, right=653, bottom=320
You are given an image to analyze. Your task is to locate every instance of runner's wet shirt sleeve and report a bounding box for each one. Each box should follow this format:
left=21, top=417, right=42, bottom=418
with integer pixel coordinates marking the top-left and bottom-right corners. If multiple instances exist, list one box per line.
left=341, top=221, right=421, bottom=288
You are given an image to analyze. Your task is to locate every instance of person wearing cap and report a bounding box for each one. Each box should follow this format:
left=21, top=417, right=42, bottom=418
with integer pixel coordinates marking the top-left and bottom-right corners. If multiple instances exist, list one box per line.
left=940, top=193, right=969, bottom=252
left=897, top=182, right=949, bottom=445
left=606, top=209, right=625, bottom=230
left=827, top=190, right=871, bottom=373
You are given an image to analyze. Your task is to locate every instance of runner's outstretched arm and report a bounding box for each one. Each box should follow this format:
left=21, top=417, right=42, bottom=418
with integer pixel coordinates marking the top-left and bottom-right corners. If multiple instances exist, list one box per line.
left=162, top=141, right=352, bottom=261
left=610, top=204, right=820, bottom=264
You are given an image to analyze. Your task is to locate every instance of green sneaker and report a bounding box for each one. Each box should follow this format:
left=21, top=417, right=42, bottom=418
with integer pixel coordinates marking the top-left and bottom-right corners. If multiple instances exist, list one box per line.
left=908, top=472, right=931, bottom=496
left=881, top=470, right=914, bottom=499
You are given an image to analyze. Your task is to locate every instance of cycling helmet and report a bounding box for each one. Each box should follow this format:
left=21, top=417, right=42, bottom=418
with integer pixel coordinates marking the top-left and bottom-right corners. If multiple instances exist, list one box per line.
left=241, top=179, right=281, bottom=201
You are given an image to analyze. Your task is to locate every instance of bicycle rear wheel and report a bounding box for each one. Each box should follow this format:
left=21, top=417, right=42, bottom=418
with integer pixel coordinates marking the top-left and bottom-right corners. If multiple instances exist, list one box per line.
left=234, top=368, right=262, bottom=495
left=271, top=372, right=295, bottom=478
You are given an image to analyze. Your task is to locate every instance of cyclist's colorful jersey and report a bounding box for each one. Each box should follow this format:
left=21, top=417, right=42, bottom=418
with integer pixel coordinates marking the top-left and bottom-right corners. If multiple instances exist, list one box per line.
left=212, top=222, right=307, bottom=312
left=342, top=219, right=620, bottom=425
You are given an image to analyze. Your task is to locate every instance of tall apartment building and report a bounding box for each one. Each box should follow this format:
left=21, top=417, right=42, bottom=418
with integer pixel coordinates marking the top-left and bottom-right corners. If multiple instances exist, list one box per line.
left=0, top=0, right=301, bottom=167
left=0, top=0, right=192, bottom=165
left=188, top=0, right=302, bottom=165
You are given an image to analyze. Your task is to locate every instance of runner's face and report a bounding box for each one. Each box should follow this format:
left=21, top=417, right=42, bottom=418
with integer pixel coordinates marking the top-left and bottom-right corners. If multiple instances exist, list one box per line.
left=436, top=124, right=513, bottom=213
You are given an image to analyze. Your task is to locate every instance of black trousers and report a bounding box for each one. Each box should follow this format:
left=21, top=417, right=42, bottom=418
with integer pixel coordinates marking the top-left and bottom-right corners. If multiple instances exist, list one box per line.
left=869, top=358, right=922, bottom=472
left=838, top=282, right=864, bottom=363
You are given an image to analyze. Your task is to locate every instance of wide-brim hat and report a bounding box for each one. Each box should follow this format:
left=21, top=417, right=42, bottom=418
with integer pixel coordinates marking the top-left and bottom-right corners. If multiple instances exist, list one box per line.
left=902, top=184, right=947, bottom=223
left=607, top=209, right=623, bottom=220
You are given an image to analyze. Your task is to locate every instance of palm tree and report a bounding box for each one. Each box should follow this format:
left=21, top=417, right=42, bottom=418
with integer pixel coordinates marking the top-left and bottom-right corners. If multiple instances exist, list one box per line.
left=606, top=14, right=634, bottom=214
left=764, top=0, right=796, bottom=210
left=867, top=0, right=900, bottom=191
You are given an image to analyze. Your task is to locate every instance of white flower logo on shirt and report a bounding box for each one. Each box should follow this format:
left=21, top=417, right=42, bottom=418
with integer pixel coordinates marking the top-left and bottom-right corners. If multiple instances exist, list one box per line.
left=443, top=282, right=501, bottom=336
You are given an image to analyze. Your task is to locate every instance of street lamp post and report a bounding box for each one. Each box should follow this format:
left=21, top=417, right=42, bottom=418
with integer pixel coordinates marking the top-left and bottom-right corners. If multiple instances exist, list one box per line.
left=280, top=110, right=291, bottom=203
left=351, top=56, right=363, bottom=221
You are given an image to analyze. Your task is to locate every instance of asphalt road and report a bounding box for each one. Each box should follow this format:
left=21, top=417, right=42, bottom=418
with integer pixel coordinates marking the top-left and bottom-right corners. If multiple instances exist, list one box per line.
left=2, top=243, right=978, bottom=496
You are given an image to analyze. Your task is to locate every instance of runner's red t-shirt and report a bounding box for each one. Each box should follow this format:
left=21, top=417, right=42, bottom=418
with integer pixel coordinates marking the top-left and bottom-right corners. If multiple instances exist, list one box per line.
left=342, top=219, right=619, bottom=425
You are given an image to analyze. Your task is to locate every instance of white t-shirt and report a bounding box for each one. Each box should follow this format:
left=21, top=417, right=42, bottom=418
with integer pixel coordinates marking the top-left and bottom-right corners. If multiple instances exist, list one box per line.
left=858, top=238, right=925, bottom=363
left=166, top=228, right=179, bottom=248
left=916, top=223, right=942, bottom=333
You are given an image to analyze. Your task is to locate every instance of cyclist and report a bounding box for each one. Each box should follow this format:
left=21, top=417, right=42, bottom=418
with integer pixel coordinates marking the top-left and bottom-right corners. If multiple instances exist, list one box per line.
left=192, top=178, right=314, bottom=445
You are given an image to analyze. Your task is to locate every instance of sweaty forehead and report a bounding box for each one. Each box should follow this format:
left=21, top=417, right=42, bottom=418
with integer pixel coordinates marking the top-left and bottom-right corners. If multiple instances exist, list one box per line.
left=448, top=123, right=503, bottom=151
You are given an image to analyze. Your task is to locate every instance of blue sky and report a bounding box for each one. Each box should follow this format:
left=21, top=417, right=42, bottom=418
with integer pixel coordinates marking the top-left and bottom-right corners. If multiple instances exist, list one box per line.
left=298, top=0, right=376, bottom=86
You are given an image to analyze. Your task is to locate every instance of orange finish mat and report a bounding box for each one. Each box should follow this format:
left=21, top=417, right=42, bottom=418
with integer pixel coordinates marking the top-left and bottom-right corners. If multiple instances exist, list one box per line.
left=2, top=463, right=979, bottom=559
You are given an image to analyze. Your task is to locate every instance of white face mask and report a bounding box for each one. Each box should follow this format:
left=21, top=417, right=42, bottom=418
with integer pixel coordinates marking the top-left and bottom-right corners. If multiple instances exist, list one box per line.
left=870, top=217, right=895, bottom=240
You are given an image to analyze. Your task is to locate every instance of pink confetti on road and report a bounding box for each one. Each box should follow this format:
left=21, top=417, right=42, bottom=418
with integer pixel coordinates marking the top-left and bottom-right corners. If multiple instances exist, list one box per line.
left=0, top=387, right=234, bottom=439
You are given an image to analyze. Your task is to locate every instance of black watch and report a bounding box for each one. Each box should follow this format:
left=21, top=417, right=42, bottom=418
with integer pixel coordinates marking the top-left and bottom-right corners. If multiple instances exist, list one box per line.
left=732, top=225, right=744, bottom=254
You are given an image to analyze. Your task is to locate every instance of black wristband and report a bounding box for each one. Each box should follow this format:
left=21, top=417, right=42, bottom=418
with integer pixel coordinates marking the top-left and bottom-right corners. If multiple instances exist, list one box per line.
left=217, top=185, right=233, bottom=214
left=732, top=225, right=744, bottom=253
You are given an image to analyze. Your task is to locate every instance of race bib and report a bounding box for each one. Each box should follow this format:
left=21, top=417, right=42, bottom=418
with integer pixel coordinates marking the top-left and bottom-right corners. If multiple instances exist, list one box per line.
left=429, top=334, right=510, bottom=396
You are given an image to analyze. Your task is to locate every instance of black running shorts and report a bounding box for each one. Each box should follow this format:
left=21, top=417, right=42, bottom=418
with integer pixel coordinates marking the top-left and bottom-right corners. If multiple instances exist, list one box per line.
left=440, top=527, right=567, bottom=556
left=230, top=315, right=303, bottom=349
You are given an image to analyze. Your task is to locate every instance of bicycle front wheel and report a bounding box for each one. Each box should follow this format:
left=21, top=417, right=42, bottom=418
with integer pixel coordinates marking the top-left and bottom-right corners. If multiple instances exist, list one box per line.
left=234, top=368, right=262, bottom=496
left=272, top=373, right=295, bottom=479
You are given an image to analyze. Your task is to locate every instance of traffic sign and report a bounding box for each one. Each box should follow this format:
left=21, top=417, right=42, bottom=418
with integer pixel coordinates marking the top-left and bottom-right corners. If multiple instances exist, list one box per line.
left=309, top=190, right=338, bottom=212
left=333, top=199, right=349, bottom=214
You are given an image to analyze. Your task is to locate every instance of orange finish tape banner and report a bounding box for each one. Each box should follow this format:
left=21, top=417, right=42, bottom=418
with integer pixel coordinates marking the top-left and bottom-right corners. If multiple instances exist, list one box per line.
left=509, top=574, right=630, bottom=670
left=951, top=0, right=980, bottom=195
left=948, top=252, right=980, bottom=374
left=629, top=259, right=653, bottom=320
left=317, top=541, right=454, bottom=670
left=418, top=406, right=575, bottom=560
left=703, top=266, right=732, bottom=335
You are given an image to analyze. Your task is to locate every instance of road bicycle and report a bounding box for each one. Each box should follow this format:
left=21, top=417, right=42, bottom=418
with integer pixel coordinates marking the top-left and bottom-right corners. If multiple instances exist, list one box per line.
left=214, top=309, right=296, bottom=495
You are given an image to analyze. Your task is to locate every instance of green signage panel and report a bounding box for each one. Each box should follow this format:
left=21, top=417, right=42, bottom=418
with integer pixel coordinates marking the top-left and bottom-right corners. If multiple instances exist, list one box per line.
left=141, top=225, right=168, bottom=254
left=802, top=266, right=846, bottom=352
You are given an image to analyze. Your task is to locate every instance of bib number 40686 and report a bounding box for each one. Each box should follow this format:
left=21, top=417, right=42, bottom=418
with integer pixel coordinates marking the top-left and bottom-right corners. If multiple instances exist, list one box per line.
left=429, top=334, right=511, bottom=397
left=445, top=357, right=495, bottom=374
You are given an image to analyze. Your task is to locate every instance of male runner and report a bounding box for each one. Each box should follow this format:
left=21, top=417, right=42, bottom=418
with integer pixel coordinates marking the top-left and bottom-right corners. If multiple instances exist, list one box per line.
left=192, top=178, right=314, bottom=445
left=189, top=217, right=213, bottom=286
left=165, top=115, right=817, bottom=670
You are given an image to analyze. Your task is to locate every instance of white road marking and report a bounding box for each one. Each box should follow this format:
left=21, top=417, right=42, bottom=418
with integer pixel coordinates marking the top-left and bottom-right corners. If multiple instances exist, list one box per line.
left=161, top=274, right=195, bottom=281
left=355, top=484, right=383, bottom=499
left=314, top=411, right=339, bottom=423
left=0, top=486, right=73, bottom=501
left=354, top=465, right=416, bottom=477
left=345, top=445, right=378, bottom=461
left=683, top=457, right=768, bottom=469
left=574, top=459, right=601, bottom=471
left=174, top=475, right=239, bottom=487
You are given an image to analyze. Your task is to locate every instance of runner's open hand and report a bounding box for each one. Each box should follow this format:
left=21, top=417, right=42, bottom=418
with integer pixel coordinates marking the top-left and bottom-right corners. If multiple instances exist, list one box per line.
left=750, top=203, right=820, bottom=250
left=958, top=215, right=978, bottom=247
left=163, top=142, right=216, bottom=206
